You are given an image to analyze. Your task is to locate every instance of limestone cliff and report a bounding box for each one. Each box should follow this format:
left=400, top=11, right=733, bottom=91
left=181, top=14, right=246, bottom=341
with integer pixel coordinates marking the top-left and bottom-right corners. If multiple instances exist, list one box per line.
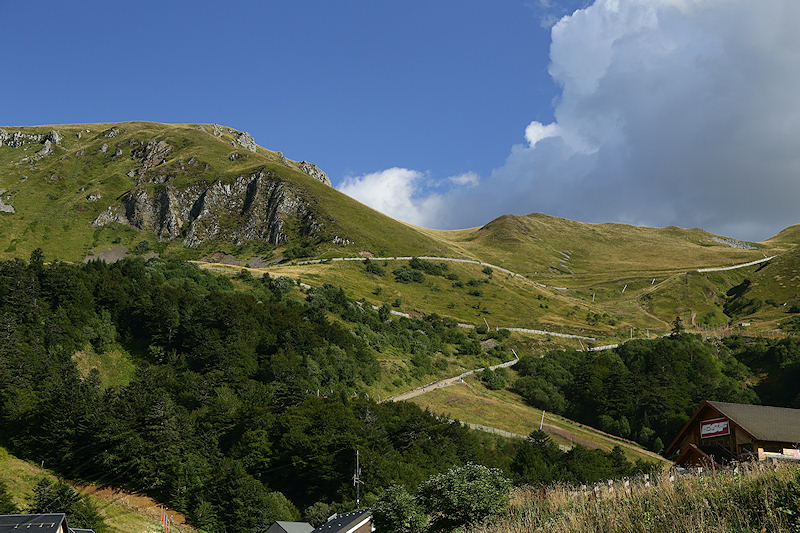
left=93, top=170, right=320, bottom=247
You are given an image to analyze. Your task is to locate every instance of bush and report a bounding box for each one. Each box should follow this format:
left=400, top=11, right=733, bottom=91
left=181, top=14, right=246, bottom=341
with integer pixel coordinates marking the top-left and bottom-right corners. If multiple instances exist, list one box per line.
left=373, top=485, right=427, bottom=533
left=393, top=266, right=425, bottom=284
left=481, top=368, right=507, bottom=390
left=417, top=463, right=511, bottom=531
left=363, top=258, right=385, bottom=276
left=409, top=258, right=448, bottom=276
left=0, top=480, right=17, bottom=514
left=304, top=501, right=333, bottom=528
left=26, top=478, right=107, bottom=532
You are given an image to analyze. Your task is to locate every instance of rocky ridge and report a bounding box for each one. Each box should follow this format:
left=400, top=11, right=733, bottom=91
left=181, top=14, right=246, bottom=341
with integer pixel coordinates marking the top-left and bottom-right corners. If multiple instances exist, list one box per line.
left=93, top=169, right=320, bottom=247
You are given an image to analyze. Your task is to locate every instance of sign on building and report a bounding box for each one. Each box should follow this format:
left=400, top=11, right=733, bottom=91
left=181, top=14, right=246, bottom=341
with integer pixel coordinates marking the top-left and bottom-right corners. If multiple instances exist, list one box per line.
left=700, top=417, right=730, bottom=438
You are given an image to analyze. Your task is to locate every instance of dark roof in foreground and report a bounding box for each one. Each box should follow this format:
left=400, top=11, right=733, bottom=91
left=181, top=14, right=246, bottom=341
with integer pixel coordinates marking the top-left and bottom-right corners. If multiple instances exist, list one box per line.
left=710, top=401, right=800, bottom=443
left=268, top=521, right=314, bottom=533
left=312, top=509, right=371, bottom=533
left=0, top=514, right=67, bottom=533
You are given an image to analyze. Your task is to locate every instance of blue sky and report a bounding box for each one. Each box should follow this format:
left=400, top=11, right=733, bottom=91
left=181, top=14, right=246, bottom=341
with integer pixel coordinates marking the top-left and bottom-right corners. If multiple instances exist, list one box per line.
left=2, top=1, right=799, bottom=240
left=0, top=1, right=579, bottom=180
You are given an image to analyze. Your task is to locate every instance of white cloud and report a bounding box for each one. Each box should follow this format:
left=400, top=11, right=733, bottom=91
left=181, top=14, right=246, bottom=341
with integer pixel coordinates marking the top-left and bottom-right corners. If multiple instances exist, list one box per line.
left=435, top=0, right=800, bottom=240
left=339, top=0, right=800, bottom=240
left=524, top=121, right=560, bottom=147
left=337, top=167, right=443, bottom=227
left=448, top=172, right=480, bottom=187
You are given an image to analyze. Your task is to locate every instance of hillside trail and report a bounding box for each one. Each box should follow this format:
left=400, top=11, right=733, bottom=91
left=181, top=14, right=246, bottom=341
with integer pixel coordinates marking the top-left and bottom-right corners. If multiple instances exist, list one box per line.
left=381, top=353, right=520, bottom=403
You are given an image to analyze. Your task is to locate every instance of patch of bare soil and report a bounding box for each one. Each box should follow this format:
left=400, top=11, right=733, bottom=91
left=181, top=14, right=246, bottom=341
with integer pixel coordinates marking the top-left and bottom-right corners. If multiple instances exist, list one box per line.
left=200, top=252, right=241, bottom=265
left=79, top=484, right=197, bottom=533
left=83, top=246, right=129, bottom=263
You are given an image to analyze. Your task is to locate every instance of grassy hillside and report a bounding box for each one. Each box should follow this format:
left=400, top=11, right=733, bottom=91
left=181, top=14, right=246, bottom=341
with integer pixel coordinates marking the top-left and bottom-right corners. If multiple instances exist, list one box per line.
left=0, top=446, right=193, bottom=533
left=0, top=122, right=455, bottom=262
left=407, top=372, right=665, bottom=464
left=419, top=213, right=771, bottom=278
left=2, top=122, right=797, bottom=341
left=470, top=463, right=800, bottom=533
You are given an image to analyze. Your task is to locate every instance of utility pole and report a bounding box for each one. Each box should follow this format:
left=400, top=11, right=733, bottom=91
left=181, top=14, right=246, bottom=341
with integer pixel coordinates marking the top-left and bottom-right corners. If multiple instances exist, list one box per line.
left=540, top=410, right=545, bottom=430
left=353, top=450, right=363, bottom=507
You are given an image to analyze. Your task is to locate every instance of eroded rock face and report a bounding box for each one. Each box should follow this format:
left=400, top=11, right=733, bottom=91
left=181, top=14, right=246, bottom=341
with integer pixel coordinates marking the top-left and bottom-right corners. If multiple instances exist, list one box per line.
left=299, top=161, right=332, bottom=186
left=0, top=129, right=61, bottom=152
left=236, top=132, right=258, bottom=152
left=132, top=140, right=173, bottom=170
left=0, top=190, right=14, bottom=214
left=93, top=170, right=319, bottom=247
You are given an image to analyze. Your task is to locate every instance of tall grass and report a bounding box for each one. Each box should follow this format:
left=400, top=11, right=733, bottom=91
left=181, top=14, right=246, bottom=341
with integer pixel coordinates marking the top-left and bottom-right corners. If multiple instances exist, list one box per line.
left=471, top=462, right=800, bottom=533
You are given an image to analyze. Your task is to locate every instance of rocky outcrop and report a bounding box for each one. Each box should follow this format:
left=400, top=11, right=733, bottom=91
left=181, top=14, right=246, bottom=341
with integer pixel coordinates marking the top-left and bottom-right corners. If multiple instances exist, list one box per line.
left=46, top=130, right=62, bottom=145
left=299, top=161, right=332, bottom=186
left=0, top=128, right=61, bottom=153
left=132, top=140, right=173, bottom=170
left=0, top=190, right=14, bottom=214
left=236, top=132, right=258, bottom=152
left=93, top=170, right=320, bottom=247
left=102, top=126, right=121, bottom=138
left=35, top=140, right=53, bottom=158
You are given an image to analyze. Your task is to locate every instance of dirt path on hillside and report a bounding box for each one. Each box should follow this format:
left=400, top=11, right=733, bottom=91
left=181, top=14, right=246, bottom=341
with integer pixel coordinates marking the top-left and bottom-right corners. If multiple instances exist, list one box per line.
left=79, top=484, right=196, bottom=533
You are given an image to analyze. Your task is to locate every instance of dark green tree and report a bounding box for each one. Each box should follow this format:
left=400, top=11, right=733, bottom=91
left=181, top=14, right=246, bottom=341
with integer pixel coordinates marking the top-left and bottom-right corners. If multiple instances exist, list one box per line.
left=417, top=463, right=511, bottom=531
left=671, top=315, right=684, bottom=336
left=373, top=485, right=427, bottom=533
left=0, top=479, right=17, bottom=514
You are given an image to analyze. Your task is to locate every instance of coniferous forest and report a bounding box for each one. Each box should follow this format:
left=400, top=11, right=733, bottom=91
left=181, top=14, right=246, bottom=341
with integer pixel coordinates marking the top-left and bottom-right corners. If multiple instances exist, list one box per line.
left=0, top=253, right=651, bottom=531
left=2, top=252, right=795, bottom=531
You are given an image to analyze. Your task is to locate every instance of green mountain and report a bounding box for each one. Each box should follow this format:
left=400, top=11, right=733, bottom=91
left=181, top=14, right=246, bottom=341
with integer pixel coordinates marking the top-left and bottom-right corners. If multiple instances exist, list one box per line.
left=0, top=122, right=452, bottom=263
left=2, top=122, right=798, bottom=339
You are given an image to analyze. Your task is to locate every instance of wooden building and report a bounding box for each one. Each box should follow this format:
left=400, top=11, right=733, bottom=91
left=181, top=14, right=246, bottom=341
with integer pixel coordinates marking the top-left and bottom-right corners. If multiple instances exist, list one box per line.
left=666, top=401, right=800, bottom=467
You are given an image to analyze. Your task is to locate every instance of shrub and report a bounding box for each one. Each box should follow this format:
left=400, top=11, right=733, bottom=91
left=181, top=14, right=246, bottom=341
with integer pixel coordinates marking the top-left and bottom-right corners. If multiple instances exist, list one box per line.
left=373, top=485, right=427, bottom=533
left=363, top=258, right=385, bottom=276
left=481, top=368, right=507, bottom=390
left=26, top=478, right=107, bottom=532
left=0, top=480, right=17, bottom=514
left=393, top=266, right=425, bottom=284
left=417, top=463, right=511, bottom=531
left=409, top=258, right=448, bottom=276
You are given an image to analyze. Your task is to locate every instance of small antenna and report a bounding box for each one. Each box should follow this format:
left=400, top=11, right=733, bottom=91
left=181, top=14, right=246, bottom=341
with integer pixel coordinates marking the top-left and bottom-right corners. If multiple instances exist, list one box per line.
left=353, top=450, right=364, bottom=507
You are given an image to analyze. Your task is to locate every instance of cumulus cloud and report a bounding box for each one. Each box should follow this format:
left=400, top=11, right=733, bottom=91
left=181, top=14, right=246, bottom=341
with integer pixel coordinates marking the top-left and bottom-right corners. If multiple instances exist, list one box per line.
left=524, top=121, right=560, bottom=147
left=341, top=0, right=800, bottom=240
left=337, top=168, right=444, bottom=227
left=448, top=172, right=480, bottom=187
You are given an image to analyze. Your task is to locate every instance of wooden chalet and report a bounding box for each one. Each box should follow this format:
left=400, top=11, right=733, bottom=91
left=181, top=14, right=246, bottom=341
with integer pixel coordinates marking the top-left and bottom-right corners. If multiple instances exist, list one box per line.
left=666, top=401, right=800, bottom=467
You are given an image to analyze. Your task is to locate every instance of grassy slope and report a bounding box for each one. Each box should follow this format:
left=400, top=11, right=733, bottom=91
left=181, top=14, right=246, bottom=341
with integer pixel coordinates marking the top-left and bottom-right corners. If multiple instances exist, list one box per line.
left=213, top=259, right=620, bottom=336
left=72, top=344, right=137, bottom=389
left=0, top=446, right=194, bottom=533
left=408, top=372, right=664, bottom=464
left=418, top=213, right=772, bottom=278
left=471, top=463, right=800, bottom=533
left=2, top=122, right=796, bottom=338
left=0, top=122, right=454, bottom=262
